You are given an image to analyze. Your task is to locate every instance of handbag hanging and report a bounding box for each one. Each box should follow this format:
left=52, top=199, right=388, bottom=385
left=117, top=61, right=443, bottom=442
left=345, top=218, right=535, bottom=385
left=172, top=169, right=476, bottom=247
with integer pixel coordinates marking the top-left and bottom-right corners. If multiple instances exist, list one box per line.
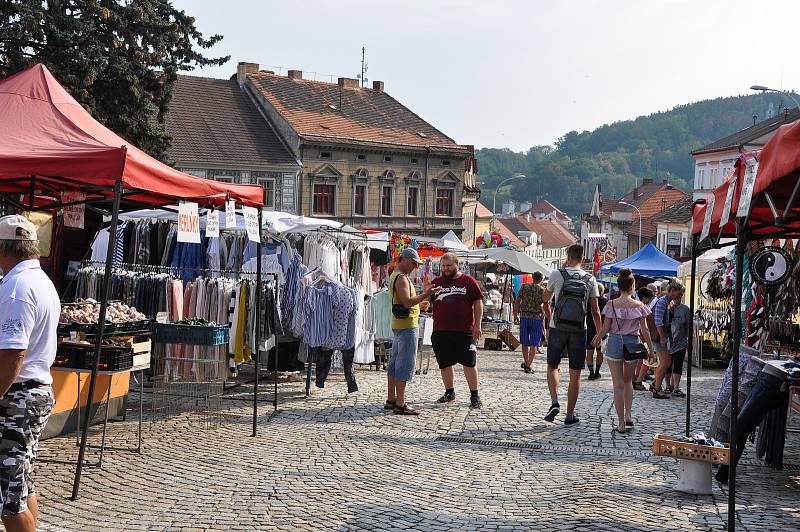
left=611, top=300, right=649, bottom=361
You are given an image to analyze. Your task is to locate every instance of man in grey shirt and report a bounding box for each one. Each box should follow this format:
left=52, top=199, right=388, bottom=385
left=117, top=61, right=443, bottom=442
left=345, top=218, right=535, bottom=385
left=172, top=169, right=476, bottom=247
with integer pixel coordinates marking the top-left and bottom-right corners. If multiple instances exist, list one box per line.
left=667, top=290, right=690, bottom=397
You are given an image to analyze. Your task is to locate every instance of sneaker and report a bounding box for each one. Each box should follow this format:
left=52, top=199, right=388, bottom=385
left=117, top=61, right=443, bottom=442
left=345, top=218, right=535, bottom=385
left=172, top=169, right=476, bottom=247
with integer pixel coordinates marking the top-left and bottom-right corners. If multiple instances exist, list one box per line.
left=672, top=389, right=686, bottom=398
left=594, top=370, right=602, bottom=380
left=587, top=371, right=598, bottom=381
left=564, top=416, right=581, bottom=426
left=544, top=404, right=560, bottom=422
left=436, top=392, right=456, bottom=404
left=470, top=396, right=482, bottom=409
left=523, top=365, right=533, bottom=374
left=520, top=362, right=527, bottom=369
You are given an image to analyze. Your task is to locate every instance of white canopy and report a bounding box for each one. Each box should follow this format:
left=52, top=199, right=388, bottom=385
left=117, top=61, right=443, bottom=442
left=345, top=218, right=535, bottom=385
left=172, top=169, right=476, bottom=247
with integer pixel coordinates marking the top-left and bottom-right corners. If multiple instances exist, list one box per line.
left=441, top=230, right=469, bottom=251
left=120, top=208, right=350, bottom=235
left=677, top=243, right=734, bottom=278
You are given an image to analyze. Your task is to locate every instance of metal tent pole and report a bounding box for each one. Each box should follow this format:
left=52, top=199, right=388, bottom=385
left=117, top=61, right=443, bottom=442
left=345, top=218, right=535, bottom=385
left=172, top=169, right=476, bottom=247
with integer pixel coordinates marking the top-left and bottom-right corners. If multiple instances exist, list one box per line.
left=253, top=208, right=262, bottom=437
left=727, top=222, right=746, bottom=532
left=685, top=235, right=698, bottom=436
left=71, top=179, right=122, bottom=500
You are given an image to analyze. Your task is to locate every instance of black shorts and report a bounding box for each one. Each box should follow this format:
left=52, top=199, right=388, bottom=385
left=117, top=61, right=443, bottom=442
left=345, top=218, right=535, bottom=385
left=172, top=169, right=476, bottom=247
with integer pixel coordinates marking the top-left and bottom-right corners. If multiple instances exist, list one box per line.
left=546, top=328, right=586, bottom=371
left=432, top=331, right=477, bottom=369
left=668, top=348, right=686, bottom=375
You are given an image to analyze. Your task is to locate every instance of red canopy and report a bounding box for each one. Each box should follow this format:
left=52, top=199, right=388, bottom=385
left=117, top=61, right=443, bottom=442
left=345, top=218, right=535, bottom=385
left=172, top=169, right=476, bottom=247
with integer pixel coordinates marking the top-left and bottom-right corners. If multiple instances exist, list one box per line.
left=0, top=64, right=264, bottom=207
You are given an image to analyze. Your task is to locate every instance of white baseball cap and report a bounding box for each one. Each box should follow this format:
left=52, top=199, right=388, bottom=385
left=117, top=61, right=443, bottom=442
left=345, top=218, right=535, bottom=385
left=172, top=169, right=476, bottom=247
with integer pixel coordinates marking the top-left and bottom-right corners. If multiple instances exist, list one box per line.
left=0, top=215, right=38, bottom=241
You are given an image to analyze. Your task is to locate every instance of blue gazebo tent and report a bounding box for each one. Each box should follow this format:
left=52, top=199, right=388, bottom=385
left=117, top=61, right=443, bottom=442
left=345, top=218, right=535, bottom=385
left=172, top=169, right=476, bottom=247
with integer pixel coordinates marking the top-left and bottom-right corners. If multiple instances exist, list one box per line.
left=599, top=242, right=681, bottom=277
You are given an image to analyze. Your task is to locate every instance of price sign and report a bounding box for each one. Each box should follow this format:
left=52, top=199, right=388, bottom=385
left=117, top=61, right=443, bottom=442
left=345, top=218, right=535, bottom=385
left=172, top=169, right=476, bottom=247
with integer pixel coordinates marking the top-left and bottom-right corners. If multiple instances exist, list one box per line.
left=206, top=209, right=219, bottom=238
left=700, top=193, right=715, bottom=242
left=736, top=159, right=759, bottom=219
left=225, top=200, right=237, bottom=229
left=243, top=206, right=260, bottom=243
left=177, top=201, right=201, bottom=243
left=62, top=192, right=86, bottom=228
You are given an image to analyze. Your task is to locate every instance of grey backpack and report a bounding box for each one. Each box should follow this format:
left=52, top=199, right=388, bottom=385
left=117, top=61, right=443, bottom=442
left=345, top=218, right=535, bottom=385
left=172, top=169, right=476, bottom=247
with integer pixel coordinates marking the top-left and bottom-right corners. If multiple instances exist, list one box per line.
left=554, top=268, right=592, bottom=332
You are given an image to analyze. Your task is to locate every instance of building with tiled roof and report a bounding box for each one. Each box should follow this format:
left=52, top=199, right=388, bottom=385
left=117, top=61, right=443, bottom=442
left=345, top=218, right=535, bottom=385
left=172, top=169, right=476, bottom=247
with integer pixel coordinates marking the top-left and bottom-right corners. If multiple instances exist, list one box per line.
left=495, top=215, right=578, bottom=270
left=691, top=107, right=800, bottom=201
left=238, top=62, right=475, bottom=236
left=522, top=199, right=574, bottom=231
left=165, top=75, right=300, bottom=212
left=651, top=196, right=694, bottom=258
left=580, top=179, right=688, bottom=262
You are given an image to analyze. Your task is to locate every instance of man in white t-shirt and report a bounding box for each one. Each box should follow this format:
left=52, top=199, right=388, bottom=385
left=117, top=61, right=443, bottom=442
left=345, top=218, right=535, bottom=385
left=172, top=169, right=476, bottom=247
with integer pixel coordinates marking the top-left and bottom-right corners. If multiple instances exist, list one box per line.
left=0, top=215, right=60, bottom=532
left=541, top=244, right=601, bottom=426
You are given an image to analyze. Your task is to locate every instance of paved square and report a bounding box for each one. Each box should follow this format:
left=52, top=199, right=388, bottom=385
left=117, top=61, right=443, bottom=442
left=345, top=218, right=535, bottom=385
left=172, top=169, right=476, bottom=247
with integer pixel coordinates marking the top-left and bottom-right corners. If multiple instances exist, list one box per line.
left=36, top=349, right=800, bottom=531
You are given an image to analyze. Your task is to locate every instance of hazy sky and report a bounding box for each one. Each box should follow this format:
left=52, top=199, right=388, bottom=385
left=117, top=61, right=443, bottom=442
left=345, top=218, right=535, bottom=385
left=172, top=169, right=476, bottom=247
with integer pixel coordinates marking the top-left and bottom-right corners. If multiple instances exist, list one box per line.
left=174, top=0, right=800, bottom=152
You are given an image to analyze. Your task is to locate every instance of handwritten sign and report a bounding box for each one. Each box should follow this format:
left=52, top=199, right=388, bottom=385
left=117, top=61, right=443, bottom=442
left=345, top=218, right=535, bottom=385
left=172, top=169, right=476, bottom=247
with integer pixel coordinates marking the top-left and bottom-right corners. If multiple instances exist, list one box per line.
left=243, top=206, right=260, bottom=243
left=225, top=200, right=237, bottom=229
left=177, top=201, right=201, bottom=243
left=700, top=193, right=715, bottom=242
left=206, top=209, right=219, bottom=238
left=719, top=176, right=737, bottom=230
left=62, top=192, right=86, bottom=228
left=736, top=159, right=759, bottom=219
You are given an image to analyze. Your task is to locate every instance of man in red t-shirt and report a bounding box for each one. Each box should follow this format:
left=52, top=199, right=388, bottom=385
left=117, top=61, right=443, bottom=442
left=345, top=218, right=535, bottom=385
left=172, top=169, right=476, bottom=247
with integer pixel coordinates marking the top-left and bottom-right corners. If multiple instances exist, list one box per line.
left=430, top=253, right=484, bottom=408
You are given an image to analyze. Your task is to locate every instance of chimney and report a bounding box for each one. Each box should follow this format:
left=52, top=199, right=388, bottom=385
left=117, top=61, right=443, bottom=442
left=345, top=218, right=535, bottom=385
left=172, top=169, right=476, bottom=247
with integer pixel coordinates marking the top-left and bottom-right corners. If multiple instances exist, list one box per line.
left=372, top=80, right=385, bottom=92
left=338, top=77, right=359, bottom=89
left=288, top=69, right=303, bottom=80
left=643, top=178, right=654, bottom=185
left=236, top=62, right=259, bottom=84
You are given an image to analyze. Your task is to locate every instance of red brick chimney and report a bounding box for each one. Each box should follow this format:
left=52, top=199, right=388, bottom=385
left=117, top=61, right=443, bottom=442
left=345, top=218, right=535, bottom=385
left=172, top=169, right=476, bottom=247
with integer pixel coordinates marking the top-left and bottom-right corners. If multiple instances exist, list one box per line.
left=338, top=77, right=359, bottom=89
left=372, top=80, right=385, bottom=92
left=288, top=70, right=303, bottom=80
left=236, top=62, right=259, bottom=84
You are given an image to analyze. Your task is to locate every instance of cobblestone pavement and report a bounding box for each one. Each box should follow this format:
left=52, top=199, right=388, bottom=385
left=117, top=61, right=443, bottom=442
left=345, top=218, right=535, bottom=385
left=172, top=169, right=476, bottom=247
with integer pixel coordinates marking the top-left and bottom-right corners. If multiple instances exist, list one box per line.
left=35, top=349, right=799, bottom=531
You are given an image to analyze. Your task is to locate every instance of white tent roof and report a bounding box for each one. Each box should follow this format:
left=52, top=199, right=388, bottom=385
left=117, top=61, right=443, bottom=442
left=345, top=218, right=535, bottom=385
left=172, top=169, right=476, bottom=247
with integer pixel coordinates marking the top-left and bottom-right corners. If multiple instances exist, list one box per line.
left=677, top=245, right=733, bottom=278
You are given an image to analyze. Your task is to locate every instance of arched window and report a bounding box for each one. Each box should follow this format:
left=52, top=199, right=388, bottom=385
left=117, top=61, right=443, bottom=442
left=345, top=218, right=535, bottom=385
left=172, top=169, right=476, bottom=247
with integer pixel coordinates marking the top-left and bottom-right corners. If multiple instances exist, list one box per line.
left=356, top=168, right=368, bottom=178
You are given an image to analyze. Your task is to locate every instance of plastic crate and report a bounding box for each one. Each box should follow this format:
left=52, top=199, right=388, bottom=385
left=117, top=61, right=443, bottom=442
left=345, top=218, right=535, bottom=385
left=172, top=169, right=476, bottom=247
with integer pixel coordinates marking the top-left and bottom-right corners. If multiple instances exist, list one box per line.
left=652, top=434, right=730, bottom=465
left=55, top=344, right=134, bottom=372
left=152, top=323, right=230, bottom=346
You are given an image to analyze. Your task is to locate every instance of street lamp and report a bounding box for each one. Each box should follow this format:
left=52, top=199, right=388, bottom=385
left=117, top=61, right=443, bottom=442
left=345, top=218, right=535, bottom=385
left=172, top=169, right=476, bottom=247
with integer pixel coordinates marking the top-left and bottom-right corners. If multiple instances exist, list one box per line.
left=618, top=200, right=642, bottom=252
left=492, top=173, right=525, bottom=230
left=750, top=85, right=800, bottom=110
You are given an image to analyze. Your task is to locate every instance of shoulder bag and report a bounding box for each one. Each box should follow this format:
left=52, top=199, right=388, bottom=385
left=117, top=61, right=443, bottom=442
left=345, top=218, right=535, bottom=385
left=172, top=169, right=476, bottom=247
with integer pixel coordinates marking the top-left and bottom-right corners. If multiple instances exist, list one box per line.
left=611, top=300, right=649, bottom=361
left=391, top=274, right=411, bottom=319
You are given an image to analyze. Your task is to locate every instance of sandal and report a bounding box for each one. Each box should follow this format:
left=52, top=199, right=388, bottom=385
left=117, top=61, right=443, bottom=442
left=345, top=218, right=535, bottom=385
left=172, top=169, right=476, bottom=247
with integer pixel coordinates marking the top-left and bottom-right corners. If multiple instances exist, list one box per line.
left=652, top=390, right=671, bottom=399
left=672, top=389, right=686, bottom=398
left=384, top=400, right=396, bottom=410
left=613, top=427, right=626, bottom=434
left=393, top=404, right=420, bottom=415
left=625, top=420, right=634, bottom=427
left=633, top=382, right=646, bottom=391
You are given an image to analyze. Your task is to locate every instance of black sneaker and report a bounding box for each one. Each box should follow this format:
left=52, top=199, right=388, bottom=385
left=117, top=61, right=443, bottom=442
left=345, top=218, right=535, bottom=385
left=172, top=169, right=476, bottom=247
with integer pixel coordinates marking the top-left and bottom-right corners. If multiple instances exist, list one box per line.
left=564, top=416, right=581, bottom=426
left=587, top=370, right=597, bottom=381
left=470, top=395, right=482, bottom=409
left=544, top=404, right=560, bottom=422
left=436, top=392, right=456, bottom=404
left=520, top=362, right=527, bottom=369
left=594, top=371, right=602, bottom=380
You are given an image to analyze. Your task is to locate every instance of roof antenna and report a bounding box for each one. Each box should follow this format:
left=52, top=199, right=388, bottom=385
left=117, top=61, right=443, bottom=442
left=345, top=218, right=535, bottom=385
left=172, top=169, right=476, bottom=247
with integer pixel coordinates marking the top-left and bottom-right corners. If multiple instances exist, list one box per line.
left=357, top=46, right=369, bottom=88
left=753, top=114, right=757, bottom=126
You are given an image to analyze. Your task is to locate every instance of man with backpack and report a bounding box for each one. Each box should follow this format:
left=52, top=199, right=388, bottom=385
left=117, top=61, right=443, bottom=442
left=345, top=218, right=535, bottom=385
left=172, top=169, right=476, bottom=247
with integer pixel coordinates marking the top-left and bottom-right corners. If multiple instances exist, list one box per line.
left=542, top=244, right=601, bottom=425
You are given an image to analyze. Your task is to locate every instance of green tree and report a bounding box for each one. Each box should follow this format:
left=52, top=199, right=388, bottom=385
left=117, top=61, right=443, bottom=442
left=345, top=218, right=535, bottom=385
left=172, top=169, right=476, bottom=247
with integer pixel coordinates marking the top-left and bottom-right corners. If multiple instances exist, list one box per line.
left=0, top=0, right=228, bottom=160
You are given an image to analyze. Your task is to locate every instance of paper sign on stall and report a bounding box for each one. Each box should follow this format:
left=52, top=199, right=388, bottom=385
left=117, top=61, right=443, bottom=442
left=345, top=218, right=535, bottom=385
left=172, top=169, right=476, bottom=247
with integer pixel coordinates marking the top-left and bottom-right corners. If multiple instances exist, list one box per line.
left=206, top=209, right=220, bottom=238
left=736, top=159, right=759, bottom=219
left=177, top=201, right=201, bottom=243
left=225, top=200, right=237, bottom=229
left=61, top=192, right=86, bottom=228
left=719, top=176, right=737, bottom=230
left=700, top=194, right=715, bottom=241
left=243, top=206, right=260, bottom=242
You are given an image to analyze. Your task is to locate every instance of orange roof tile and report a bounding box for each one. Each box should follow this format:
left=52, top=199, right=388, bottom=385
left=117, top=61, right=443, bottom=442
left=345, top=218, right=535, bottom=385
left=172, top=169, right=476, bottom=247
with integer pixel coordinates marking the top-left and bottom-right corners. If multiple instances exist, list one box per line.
left=475, top=203, right=493, bottom=218
left=247, top=73, right=471, bottom=152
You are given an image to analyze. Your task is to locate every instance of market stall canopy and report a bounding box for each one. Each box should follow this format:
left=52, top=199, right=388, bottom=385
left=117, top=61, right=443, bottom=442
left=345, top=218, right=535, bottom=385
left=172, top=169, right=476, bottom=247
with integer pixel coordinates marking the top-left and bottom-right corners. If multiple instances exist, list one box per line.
left=0, top=64, right=263, bottom=207
left=676, top=244, right=733, bottom=278
left=600, top=242, right=681, bottom=276
left=459, top=248, right=551, bottom=276
left=440, top=230, right=469, bottom=251
left=120, top=208, right=353, bottom=235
